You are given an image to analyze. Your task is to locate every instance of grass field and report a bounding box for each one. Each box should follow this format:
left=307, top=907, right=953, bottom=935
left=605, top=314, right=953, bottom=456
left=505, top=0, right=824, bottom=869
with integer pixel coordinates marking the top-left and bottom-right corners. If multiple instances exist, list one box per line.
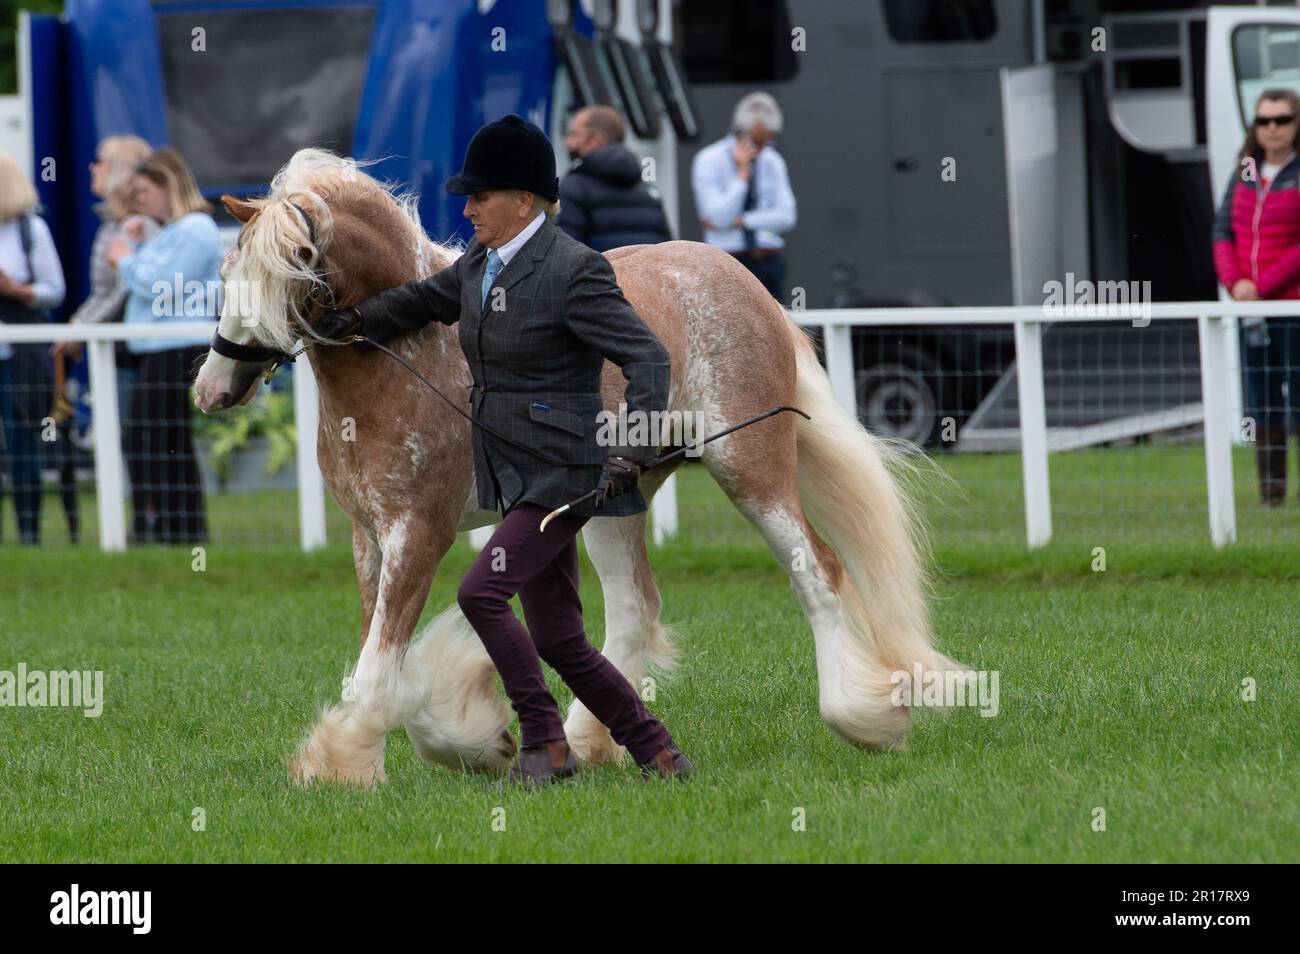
left=1, top=458, right=1298, bottom=862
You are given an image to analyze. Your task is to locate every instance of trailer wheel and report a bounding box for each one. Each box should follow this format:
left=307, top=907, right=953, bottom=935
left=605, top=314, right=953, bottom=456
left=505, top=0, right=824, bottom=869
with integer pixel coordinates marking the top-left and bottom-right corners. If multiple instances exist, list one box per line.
left=855, top=349, right=939, bottom=446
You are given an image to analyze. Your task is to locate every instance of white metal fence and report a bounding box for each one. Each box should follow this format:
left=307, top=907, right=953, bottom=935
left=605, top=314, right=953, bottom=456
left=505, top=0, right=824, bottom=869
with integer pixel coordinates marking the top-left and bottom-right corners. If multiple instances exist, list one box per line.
left=1, top=300, right=1295, bottom=551
left=810, top=300, right=1286, bottom=549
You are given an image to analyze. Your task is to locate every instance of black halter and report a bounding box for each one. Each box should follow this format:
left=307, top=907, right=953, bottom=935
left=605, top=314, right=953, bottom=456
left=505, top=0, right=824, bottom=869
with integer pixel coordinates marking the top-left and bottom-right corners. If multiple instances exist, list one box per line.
left=208, top=201, right=337, bottom=378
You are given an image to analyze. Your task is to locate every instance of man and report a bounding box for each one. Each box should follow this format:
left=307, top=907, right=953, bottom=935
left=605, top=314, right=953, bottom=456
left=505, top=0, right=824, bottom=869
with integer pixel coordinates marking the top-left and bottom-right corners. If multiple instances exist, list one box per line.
left=691, top=91, right=797, bottom=301
left=557, top=105, right=673, bottom=251
left=317, top=114, right=693, bottom=785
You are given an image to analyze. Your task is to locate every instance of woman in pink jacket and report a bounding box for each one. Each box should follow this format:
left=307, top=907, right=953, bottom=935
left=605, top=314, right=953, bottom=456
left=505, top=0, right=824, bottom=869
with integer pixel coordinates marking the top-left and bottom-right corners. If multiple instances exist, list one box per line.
left=1213, top=88, right=1300, bottom=506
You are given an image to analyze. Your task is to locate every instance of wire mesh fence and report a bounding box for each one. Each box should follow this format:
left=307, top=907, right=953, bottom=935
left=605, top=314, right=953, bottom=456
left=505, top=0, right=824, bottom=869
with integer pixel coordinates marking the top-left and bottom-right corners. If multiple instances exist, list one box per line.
left=0, top=336, right=317, bottom=548
left=3, top=313, right=1300, bottom=550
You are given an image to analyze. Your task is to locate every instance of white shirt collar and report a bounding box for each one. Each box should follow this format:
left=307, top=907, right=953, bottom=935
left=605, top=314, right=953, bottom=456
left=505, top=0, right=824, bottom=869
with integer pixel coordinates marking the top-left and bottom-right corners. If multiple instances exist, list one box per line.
left=492, top=210, right=546, bottom=267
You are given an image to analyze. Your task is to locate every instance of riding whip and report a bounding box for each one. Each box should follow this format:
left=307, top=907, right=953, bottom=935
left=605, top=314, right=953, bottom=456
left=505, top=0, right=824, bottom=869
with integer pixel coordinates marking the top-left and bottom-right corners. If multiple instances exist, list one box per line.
left=282, top=329, right=811, bottom=529
left=538, top=405, right=811, bottom=532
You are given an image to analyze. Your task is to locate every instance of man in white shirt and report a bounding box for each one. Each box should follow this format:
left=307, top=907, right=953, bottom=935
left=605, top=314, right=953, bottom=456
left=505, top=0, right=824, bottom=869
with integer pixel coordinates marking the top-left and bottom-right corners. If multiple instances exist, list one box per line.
left=690, top=91, right=797, bottom=302
left=490, top=201, right=546, bottom=269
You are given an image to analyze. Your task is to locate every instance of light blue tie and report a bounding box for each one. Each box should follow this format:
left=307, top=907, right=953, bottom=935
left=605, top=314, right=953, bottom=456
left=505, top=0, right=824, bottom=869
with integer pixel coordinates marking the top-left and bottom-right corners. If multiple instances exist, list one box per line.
left=481, top=249, right=503, bottom=309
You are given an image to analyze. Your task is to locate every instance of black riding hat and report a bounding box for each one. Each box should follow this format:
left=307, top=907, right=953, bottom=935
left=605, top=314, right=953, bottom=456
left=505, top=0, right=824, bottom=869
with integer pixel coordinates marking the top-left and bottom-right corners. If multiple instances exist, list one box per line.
left=445, top=113, right=559, bottom=201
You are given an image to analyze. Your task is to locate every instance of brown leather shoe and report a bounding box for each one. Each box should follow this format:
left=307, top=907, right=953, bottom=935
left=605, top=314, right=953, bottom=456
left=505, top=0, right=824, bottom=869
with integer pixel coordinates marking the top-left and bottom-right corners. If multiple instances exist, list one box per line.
left=506, top=739, right=577, bottom=787
left=638, top=742, right=694, bottom=780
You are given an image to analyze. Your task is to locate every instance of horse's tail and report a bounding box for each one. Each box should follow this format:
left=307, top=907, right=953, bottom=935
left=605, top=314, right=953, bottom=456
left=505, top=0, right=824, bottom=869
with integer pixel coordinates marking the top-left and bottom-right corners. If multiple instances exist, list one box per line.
left=788, top=321, right=968, bottom=749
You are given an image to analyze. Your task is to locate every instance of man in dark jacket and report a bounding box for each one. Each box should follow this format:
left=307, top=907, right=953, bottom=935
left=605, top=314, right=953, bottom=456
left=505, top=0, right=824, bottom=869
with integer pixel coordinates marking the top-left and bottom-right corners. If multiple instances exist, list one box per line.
left=318, top=114, right=693, bottom=785
left=557, top=106, right=673, bottom=252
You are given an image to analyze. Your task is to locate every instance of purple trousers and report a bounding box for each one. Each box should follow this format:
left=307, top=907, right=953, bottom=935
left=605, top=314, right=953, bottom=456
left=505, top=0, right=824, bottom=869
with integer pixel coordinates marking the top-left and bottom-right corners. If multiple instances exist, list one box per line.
left=456, top=502, right=673, bottom=764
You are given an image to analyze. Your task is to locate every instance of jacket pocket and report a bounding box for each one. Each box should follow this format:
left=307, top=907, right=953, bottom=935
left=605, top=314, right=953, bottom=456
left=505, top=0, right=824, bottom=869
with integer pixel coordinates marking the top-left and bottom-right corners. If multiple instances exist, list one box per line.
left=519, top=394, right=607, bottom=467
left=528, top=400, right=587, bottom=437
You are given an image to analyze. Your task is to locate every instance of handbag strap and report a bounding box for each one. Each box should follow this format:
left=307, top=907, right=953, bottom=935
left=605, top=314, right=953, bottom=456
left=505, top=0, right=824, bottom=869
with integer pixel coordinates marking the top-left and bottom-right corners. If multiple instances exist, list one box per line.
left=18, top=211, right=34, bottom=284
left=16, top=212, right=53, bottom=322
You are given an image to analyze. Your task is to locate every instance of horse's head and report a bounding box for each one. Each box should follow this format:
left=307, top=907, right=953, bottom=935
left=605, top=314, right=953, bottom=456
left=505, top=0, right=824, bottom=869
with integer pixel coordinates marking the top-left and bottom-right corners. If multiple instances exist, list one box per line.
left=194, top=148, right=449, bottom=413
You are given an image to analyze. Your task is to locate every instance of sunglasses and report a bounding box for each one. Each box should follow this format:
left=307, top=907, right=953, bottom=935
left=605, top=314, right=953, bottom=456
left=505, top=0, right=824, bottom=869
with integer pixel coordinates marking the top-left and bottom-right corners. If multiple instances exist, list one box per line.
left=1254, top=114, right=1296, bottom=127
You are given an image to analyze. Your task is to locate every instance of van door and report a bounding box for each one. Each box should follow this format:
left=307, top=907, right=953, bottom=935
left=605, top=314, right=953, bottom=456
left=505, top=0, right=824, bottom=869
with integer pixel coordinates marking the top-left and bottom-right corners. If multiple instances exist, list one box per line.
left=1207, top=7, right=1300, bottom=197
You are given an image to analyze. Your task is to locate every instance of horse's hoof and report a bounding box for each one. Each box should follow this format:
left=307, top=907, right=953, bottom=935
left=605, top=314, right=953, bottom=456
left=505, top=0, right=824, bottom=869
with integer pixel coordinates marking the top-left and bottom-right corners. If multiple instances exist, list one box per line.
left=289, top=706, right=388, bottom=787
left=288, top=752, right=386, bottom=789
left=500, top=729, right=518, bottom=758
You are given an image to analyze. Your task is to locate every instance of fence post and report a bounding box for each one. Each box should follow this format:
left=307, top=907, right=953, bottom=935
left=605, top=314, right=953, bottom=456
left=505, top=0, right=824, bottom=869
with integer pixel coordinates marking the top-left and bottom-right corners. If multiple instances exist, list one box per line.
left=1197, top=315, right=1237, bottom=546
left=293, top=356, right=327, bottom=550
left=87, top=340, right=126, bottom=552
left=821, top=320, right=857, bottom=418
left=1014, top=320, right=1052, bottom=547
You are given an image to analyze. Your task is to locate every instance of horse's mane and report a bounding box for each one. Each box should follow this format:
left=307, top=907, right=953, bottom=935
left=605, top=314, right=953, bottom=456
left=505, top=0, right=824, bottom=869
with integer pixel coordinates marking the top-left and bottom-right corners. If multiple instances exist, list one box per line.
left=225, top=147, right=462, bottom=352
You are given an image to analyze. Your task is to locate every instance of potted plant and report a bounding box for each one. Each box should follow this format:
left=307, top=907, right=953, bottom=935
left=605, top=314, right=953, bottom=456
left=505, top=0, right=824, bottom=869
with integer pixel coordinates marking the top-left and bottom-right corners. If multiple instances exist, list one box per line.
left=193, top=384, right=297, bottom=493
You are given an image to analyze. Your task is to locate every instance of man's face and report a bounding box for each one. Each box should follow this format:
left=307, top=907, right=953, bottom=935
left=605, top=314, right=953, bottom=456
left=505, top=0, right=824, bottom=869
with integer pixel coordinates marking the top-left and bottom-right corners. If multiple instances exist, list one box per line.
left=564, top=114, right=600, bottom=160
left=745, top=123, right=777, bottom=153
left=464, top=189, right=532, bottom=248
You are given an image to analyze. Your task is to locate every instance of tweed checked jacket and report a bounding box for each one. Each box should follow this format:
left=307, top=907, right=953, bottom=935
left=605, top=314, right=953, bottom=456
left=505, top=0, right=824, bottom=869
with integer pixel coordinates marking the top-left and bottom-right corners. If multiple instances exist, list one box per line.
left=354, top=217, right=671, bottom=517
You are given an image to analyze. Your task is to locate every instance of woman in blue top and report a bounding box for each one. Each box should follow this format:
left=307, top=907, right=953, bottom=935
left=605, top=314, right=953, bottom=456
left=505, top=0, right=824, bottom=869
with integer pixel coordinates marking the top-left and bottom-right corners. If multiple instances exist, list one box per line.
left=107, top=148, right=220, bottom=544
left=0, top=152, right=66, bottom=545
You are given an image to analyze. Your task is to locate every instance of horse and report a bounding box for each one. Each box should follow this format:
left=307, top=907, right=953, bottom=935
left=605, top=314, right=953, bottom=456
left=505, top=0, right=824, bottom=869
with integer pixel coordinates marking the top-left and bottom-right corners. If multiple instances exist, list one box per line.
left=193, top=148, right=966, bottom=787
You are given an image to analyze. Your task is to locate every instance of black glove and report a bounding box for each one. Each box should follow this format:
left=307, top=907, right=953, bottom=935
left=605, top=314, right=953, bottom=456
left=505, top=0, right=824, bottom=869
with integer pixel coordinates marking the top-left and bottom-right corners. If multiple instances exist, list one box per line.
left=313, top=306, right=363, bottom=343
left=595, top=455, right=641, bottom=506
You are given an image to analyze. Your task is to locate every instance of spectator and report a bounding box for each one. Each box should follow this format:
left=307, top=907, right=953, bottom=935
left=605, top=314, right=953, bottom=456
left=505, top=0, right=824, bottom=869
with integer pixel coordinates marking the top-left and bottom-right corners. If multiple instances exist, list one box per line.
left=107, top=147, right=219, bottom=543
left=0, top=152, right=66, bottom=545
left=53, top=135, right=157, bottom=419
left=1213, top=88, right=1300, bottom=506
left=557, top=105, right=672, bottom=251
left=691, top=91, right=796, bottom=302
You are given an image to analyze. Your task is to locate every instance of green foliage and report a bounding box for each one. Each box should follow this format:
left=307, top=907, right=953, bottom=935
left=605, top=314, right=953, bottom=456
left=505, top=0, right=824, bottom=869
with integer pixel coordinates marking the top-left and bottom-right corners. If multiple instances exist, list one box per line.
left=0, top=2, right=66, bottom=95
left=191, top=387, right=297, bottom=483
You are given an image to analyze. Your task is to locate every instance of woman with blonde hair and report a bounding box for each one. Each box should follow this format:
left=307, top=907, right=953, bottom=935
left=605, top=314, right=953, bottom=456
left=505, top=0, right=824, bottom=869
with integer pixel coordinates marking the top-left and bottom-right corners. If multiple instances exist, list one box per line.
left=0, top=152, right=66, bottom=544
left=107, top=147, right=219, bottom=543
left=54, top=136, right=156, bottom=394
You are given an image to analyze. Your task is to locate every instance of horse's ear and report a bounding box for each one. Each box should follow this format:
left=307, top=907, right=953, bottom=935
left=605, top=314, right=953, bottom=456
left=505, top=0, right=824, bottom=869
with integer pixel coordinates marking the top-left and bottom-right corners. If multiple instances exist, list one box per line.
left=222, top=194, right=258, bottom=223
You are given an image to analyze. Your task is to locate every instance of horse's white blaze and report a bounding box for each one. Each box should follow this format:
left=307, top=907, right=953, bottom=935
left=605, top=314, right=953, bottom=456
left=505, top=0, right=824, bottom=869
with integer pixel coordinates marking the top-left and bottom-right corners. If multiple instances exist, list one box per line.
left=194, top=296, right=264, bottom=410
left=193, top=353, right=240, bottom=411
